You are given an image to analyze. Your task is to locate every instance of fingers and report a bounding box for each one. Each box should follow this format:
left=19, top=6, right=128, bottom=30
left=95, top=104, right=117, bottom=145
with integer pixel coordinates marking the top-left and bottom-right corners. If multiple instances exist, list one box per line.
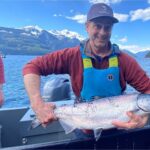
left=127, top=111, right=148, bottom=128
left=33, top=101, right=57, bottom=126
left=112, top=112, right=149, bottom=130
left=126, top=111, right=140, bottom=122
left=47, top=102, right=57, bottom=120
left=48, top=102, right=56, bottom=109
left=112, top=120, right=138, bottom=130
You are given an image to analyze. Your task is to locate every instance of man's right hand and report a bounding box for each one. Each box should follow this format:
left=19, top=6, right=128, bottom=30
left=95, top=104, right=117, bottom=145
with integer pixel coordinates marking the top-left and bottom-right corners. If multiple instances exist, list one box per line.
left=32, top=100, right=57, bottom=127
left=23, top=74, right=57, bottom=126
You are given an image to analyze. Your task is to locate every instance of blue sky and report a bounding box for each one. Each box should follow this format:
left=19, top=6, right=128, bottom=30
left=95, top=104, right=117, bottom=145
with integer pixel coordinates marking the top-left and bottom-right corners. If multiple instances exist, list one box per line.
left=0, top=0, right=150, bottom=53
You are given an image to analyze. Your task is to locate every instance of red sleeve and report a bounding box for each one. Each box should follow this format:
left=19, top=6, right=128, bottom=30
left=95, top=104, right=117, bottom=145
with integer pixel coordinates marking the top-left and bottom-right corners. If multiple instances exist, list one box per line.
left=0, top=57, right=5, bottom=84
left=120, top=52, right=150, bottom=93
left=23, top=48, right=74, bottom=76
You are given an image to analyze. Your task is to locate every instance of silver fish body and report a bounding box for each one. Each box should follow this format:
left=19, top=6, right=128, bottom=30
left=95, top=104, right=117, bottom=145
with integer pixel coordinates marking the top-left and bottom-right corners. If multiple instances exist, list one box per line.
left=54, top=94, right=150, bottom=134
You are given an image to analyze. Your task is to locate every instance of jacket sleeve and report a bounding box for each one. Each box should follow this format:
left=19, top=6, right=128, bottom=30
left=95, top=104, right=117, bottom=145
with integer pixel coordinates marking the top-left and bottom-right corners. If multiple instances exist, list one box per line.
left=23, top=48, right=71, bottom=76
left=121, top=53, right=150, bottom=93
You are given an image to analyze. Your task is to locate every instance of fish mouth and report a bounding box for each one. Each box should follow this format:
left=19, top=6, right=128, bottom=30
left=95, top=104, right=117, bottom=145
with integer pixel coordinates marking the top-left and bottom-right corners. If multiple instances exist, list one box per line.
left=137, top=94, right=150, bottom=112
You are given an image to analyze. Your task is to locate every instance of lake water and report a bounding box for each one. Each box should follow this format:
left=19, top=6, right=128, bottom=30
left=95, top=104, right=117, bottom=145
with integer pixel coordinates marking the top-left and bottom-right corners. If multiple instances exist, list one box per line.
left=2, top=55, right=150, bottom=108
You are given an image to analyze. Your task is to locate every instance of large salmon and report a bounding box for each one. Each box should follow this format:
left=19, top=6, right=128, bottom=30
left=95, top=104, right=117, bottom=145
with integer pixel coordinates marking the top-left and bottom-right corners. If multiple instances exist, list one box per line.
left=31, top=94, right=150, bottom=140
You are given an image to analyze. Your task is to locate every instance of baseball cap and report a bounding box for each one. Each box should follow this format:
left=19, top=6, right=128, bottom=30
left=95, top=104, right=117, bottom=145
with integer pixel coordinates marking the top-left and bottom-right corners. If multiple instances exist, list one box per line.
left=87, top=3, right=119, bottom=23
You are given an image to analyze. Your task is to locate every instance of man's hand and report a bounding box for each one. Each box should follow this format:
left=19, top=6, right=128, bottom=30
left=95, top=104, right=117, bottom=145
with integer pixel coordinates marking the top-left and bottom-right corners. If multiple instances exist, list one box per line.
left=23, top=74, right=57, bottom=127
left=0, top=90, right=4, bottom=107
left=112, top=111, right=149, bottom=130
left=32, top=100, right=57, bottom=127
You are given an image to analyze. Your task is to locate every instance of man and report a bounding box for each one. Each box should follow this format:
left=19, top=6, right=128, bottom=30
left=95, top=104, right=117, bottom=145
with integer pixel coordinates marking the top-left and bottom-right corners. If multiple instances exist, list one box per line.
left=0, top=56, right=5, bottom=107
left=23, top=3, right=150, bottom=137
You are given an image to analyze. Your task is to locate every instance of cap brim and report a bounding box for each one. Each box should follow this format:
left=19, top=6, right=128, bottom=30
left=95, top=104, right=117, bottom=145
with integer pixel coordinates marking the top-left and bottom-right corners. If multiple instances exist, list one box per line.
left=88, top=16, right=119, bottom=23
left=111, top=17, right=119, bottom=23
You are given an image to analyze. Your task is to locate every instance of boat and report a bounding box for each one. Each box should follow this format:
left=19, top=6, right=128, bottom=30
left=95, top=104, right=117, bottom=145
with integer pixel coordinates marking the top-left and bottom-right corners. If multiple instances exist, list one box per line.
left=0, top=51, right=6, bottom=58
left=1, top=102, right=150, bottom=150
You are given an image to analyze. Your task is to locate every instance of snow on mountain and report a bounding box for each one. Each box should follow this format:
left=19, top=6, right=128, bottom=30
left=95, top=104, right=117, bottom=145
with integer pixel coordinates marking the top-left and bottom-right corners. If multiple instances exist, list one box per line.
left=21, top=25, right=43, bottom=36
left=20, top=26, right=85, bottom=41
left=22, top=25, right=43, bottom=32
left=48, top=29, right=85, bottom=41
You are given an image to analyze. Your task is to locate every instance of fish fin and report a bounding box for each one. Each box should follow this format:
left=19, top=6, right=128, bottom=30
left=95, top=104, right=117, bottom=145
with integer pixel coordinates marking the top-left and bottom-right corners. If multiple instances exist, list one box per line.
left=94, top=128, right=103, bottom=141
left=59, top=119, right=75, bottom=134
left=28, top=118, right=41, bottom=130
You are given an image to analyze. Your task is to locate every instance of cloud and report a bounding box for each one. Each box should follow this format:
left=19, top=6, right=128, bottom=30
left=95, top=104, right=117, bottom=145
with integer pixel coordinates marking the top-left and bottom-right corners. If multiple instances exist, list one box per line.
left=119, top=36, right=128, bottom=43
left=114, top=13, right=129, bottom=22
left=148, top=0, right=150, bottom=4
left=53, top=14, right=62, bottom=17
left=65, top=12, right=128, bottom=24
left=53, top=14, right=57, bottom=17
left=89, top=0, right=122, bottom=5
left=119, top=44, right=150, bottom=53
left=70, top=9, right=74, bottom=13
left=66, top=14, right=87, bottom=24
left=130, top=7, right=150, bottom=21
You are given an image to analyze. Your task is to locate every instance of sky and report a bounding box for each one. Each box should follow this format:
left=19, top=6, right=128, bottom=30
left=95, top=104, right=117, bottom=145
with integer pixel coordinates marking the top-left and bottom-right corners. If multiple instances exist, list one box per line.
left=0, top=0, right=150, bottom=53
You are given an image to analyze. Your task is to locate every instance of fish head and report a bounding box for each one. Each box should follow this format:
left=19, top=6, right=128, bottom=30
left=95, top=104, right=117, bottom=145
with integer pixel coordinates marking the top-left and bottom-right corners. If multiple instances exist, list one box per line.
left=42, top=76, right=71, bottom=102
left=137, top=94, right=150, bottom=112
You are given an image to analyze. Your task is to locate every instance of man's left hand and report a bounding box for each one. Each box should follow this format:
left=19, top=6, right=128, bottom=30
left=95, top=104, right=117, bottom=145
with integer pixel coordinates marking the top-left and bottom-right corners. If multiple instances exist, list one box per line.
left=112, top=111, right=149, bottom=129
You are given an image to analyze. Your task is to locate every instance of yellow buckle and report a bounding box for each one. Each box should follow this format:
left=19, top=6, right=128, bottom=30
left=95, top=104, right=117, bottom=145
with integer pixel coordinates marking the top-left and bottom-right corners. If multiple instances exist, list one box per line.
left=109, top=57, right=118, bottom=67
left=83, top=58, right=93, bottom=68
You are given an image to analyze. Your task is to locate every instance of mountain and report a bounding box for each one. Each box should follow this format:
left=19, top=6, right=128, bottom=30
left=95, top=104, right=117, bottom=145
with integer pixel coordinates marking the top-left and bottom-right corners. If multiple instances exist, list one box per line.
left=136, top=50, right=150, bottom=58
left=121, top=49, right=150, bottom=58
left=145, top=52, right=150, bottom=58
left=48, top=29, right=84, bottom=41
left=121, top=49, right=136, bottom=58
left=0, top=26, right=149, bottom=57
left=0, top=26, right=84, bottom=55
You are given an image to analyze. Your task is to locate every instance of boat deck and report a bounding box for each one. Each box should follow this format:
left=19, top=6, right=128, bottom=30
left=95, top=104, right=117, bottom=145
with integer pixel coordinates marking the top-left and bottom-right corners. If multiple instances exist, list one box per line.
left=0, top=106, right=150, bottom=149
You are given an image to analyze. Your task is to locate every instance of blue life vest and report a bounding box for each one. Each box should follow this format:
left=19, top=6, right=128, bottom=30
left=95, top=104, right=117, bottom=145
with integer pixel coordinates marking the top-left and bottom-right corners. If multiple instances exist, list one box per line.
left=80, top=44, right=122, bottom=101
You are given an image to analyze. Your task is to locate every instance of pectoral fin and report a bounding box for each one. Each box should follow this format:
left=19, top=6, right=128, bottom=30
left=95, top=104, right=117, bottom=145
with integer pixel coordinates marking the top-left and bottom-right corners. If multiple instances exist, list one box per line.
left=94, top=128, right=103, bottom=141
left=59, top=119, right=76, bottom=134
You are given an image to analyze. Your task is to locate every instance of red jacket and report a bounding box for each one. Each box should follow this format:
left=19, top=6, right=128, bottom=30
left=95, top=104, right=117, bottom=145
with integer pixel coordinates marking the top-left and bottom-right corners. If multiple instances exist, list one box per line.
left=0, top=57, right=5, bottom=84
left=23, top=46, right=150, bottom=97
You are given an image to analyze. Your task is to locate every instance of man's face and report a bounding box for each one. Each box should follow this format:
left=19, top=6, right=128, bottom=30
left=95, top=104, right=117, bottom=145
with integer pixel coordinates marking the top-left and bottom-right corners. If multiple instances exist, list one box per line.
left=86, top=18, right=113, bottom=49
